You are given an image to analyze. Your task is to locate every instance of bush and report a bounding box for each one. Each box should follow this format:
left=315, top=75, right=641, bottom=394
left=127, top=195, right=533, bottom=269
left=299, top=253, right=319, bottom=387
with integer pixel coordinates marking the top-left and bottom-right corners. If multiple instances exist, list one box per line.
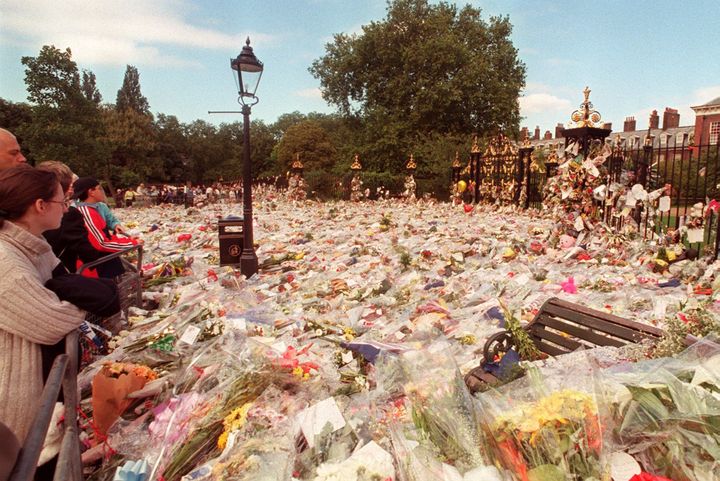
left=303, top=169, right=344, bottom=200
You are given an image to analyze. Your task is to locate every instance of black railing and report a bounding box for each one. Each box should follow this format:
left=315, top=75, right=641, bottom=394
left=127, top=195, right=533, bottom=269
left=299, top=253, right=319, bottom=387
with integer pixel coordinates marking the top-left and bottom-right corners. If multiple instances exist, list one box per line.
left=459, top=134, right=720, bottom=258
left=9, top=331, right=82, bottom=481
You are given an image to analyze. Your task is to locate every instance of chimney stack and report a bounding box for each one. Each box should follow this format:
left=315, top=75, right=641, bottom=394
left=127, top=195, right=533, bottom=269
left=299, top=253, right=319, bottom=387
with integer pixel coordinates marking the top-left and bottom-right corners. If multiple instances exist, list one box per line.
left=543, top=130, right=552, bottom=140
left=623, top=116, right=636, bottom=132
left=662, top=107, right=679, bottom=130
left=649, top=110, right=659, bottom=129
left=520, top=127, right=529, bottom=140
left=534, top=126, right=540, bottom=140
left=555, top=123, right=564, bottom=139
left=602, top=122, right=612, bottom=130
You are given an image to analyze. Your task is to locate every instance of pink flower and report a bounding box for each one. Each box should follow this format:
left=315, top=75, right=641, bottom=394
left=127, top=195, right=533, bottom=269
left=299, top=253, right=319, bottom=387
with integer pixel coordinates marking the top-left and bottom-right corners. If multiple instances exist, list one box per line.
left=560, top=276, right=577, bottom=294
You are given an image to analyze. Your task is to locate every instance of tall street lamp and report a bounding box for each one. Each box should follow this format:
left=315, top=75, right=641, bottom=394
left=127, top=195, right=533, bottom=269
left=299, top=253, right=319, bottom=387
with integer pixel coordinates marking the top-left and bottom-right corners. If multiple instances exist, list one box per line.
left=231, top=37, right=264, bottom=278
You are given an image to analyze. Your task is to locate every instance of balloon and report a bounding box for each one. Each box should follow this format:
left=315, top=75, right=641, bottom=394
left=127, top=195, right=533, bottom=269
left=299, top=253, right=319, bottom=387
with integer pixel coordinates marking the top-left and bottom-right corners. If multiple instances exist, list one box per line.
left=457, top=180, right=467, bottom=193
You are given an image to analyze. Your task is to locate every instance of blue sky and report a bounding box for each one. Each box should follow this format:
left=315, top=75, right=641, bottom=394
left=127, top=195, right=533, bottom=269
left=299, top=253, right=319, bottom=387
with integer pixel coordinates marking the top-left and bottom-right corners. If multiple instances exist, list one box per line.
left=1, top=0, right=719, bottom=135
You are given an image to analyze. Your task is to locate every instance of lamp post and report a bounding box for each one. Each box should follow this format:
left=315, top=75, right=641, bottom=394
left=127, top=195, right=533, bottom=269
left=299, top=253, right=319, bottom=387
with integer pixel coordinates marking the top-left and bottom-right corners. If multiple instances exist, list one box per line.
left=231, top=37, right=264, bottom=278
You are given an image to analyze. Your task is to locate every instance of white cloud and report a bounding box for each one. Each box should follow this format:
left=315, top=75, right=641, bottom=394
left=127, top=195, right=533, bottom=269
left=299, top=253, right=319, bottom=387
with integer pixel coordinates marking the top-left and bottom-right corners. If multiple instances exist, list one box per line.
left=295, top=88, right=323, bottom=99
left=519, top=93, right=572, bottom=114
left=691, top=85, right=720, bottom=106
left=0, top=0, right=275, bottom=66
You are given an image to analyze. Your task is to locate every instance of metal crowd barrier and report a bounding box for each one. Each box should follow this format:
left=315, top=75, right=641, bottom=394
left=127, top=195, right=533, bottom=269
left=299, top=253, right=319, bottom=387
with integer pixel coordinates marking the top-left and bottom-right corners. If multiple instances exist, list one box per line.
left=78, top=244, right=144, bottom=323
left=9, top=330, right=82, bottom=481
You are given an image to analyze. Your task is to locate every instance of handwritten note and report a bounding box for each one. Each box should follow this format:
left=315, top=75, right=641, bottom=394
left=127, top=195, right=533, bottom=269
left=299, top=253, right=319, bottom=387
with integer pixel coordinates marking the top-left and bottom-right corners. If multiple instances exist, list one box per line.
left=297, top=397, right=346, bottom=447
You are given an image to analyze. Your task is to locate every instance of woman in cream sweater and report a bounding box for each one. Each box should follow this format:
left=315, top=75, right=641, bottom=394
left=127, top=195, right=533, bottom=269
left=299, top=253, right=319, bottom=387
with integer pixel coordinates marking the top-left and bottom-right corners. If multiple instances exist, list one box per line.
left=0, top=166, right=85, bottom=444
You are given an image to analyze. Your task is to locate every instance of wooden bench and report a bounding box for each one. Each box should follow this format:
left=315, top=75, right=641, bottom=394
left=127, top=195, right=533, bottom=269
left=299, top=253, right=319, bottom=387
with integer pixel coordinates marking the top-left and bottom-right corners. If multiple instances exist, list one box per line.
left=464, top=297, right=666, bottom=393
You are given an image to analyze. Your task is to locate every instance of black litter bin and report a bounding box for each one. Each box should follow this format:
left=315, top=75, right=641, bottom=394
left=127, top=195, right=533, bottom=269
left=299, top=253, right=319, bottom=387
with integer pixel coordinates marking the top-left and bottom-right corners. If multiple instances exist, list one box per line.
left=218, top=217, right=244, bottom=266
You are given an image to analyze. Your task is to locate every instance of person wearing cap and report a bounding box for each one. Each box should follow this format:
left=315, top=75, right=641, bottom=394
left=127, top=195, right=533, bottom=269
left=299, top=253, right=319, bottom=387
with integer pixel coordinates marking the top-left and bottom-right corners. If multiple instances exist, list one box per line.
left=72, top=177, right=140, bottom=278
left=73, top=177, right=126, bottom=235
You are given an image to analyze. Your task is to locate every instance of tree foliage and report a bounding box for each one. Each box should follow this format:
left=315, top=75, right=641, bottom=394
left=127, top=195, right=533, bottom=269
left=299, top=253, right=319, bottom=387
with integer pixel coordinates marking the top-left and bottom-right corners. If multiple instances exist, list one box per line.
left=6, top=15, right=528, bottom=199
left=116, top=65, right=150, bottom=115
left=276, top=120, right=337, bottom=173
left=19, top=45, right=107, bottom=172
left=310, top=0, right=526, bottom=145
left=81, top=70, right=103, bottom=104
left=22, top=46, right=85, bottom=110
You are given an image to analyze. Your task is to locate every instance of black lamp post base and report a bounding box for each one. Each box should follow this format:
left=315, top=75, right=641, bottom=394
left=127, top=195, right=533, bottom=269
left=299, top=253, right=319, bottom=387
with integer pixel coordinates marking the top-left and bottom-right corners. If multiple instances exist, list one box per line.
left=240, top=250, right=258, bottom=278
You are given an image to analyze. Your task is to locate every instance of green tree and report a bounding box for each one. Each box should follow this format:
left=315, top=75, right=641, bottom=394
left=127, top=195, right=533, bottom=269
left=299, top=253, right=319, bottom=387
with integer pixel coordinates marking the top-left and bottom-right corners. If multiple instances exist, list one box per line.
left=81, top=70, right=103, bottom=104
left=276, top=120, right=337, bottom=172
left=310, top=0, right=525, bottom=171
left=116, top=65, right=150, bottom=115
left=22, top=46, right=85, bottom=109
left=185, top=120, right=218, bottom=183
left=151, top=114, right=190, bottom=182
left=270, top=111, right=308, bottom=141
left=249, top=119, right=278, bottom=178
left=20, top=45, right=107, bottom=172
left=101, top=106, right=157, bottom=185
left=0, top=98, right=33, bottom=136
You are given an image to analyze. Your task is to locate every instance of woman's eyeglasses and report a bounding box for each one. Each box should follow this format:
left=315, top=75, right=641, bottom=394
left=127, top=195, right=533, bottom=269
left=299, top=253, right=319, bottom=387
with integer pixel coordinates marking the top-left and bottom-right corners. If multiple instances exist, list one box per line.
left=45, top=199, right=72, bottom=207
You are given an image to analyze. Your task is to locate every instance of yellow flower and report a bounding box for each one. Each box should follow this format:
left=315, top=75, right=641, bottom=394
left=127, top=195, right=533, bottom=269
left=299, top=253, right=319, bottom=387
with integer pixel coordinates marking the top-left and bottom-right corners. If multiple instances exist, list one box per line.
left=342, top=326, right=356, bottom=341
left=217, top=430, right=229, bottom=450
left=218, top=402, right=254, bottom=449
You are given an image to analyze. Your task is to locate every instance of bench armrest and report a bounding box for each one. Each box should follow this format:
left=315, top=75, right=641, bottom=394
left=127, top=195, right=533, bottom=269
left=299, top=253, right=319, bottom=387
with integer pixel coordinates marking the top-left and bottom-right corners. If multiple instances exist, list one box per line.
left=482, top=330, right=517, bottom=366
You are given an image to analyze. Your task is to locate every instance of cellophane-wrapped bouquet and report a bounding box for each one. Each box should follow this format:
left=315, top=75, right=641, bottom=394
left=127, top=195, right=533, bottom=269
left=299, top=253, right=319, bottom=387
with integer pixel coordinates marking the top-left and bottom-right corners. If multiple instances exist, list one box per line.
left=605, top=338, right=720, bottom=481
left=477, top=363, right=610, bottom=481
left=376, top=341, right=497, bottom=480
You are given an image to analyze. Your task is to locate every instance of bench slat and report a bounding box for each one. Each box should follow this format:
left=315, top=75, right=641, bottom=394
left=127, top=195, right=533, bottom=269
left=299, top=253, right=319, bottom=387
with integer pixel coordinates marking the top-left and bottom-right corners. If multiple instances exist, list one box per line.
left=529, top=325, right=583, bottom=351
left=532, top=339, right=570, bottom=356
left=543, top=299, right=664, bottom=337
left=539, top=303, right=659, bottom=343
left=535, top=315, right=628, bottom=348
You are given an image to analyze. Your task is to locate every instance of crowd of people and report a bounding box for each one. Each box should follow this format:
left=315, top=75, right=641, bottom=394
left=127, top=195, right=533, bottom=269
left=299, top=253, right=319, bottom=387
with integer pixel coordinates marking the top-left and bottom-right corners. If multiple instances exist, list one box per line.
left=113, top=182, right=245, bottom=209
left=0, top=128, right=144, bottom=479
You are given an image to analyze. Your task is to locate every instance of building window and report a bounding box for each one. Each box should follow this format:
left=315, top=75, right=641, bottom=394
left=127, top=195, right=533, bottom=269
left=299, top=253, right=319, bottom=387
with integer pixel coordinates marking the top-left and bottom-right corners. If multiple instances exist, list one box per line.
left=710, top=121, right=720, bottom=145
left=660, top=134, right=667, bottom=146
left=676, top=132, right=686, bottom=145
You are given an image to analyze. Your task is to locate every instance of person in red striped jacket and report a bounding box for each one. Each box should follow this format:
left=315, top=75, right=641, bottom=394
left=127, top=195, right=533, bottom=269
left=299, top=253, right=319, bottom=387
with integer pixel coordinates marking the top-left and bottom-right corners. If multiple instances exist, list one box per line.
left=72, top=177, right=142, bottom=278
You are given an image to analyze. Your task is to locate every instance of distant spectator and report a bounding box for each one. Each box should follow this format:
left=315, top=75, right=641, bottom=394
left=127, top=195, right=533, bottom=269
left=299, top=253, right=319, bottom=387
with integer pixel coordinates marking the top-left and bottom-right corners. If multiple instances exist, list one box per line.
left=0, top=128, right=27, bottom=170
left=124, top=188, right=136, bottom=207
left=115, top=188, right=124, bottom=208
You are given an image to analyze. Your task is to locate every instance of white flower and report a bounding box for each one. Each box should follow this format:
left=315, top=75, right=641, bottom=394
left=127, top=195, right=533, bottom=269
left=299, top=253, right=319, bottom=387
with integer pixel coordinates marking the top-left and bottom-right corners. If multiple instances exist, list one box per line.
left=462, top=465, right=504, bottom=481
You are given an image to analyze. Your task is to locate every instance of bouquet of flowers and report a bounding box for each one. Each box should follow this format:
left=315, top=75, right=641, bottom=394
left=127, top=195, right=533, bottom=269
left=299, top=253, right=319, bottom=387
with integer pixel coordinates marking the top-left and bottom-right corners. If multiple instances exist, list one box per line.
left=376, top=342, right=489, bottom=477
left=606, top=338, right=720, bottom=481
left=91, top=362, right=158, bottom=435
left=478, top=364, right=610, bottom=481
